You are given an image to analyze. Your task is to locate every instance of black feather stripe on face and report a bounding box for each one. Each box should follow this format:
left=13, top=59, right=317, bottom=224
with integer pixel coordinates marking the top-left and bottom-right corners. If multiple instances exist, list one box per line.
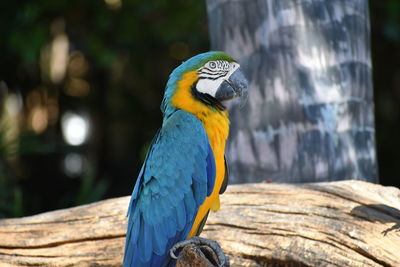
left=191, top=82, right=226, bottom=111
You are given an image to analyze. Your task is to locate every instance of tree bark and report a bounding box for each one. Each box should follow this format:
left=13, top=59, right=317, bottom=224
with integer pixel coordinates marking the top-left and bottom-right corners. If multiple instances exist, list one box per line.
left=1, top=181, right=399, bottom=266
left=206, top=0, right=378, bottom=184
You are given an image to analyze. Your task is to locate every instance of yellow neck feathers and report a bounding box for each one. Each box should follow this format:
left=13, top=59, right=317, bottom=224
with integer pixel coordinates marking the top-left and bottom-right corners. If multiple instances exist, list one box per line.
left=171, top=71, right=230, bottom=150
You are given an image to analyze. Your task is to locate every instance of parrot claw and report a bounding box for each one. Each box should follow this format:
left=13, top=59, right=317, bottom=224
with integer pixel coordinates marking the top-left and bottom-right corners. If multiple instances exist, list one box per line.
left=169, top=236, right=229, bottom=266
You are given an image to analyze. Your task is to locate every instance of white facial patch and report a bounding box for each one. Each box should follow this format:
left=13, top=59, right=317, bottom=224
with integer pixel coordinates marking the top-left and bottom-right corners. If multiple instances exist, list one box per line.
left=196, top=61, right=240, bottom=97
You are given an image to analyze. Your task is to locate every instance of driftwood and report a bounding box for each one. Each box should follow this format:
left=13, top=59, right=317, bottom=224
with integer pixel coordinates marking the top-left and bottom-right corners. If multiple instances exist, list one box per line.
left=0, top=180, right=399, bottom=266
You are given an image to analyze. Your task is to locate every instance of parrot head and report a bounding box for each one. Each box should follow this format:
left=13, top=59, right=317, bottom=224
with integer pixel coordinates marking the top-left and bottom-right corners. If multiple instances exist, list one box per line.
left=161, top=51, right=248, bottom=119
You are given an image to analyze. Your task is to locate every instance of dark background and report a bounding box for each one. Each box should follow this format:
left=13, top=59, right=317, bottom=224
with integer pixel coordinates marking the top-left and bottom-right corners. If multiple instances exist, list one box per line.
left=0, top=0, right=399, bottom=218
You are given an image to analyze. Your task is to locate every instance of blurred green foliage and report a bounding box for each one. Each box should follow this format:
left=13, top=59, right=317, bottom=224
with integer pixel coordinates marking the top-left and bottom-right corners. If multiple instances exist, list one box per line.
left=0, top=0, right=208, bottom=218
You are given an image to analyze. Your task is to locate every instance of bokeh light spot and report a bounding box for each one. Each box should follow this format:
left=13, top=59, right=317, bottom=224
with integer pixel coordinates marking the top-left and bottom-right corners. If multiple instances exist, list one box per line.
left=64, top=153, right=84, bottom=178
left=61, top=112, right=89, bottom=146
left=105, top=0, right=121, bottom=10
left=30, top=106, right=48, bottom=134
left=64, top=78, right=90, bottom=97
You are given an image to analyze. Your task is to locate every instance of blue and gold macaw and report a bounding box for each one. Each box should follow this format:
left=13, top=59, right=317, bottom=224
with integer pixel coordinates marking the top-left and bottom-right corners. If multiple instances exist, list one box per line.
left=123, top=51, right=248, bottom=267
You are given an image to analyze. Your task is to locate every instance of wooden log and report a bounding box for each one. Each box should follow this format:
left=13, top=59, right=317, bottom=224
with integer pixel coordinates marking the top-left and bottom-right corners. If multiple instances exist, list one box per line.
left=0, top=180, right=399, bottom=266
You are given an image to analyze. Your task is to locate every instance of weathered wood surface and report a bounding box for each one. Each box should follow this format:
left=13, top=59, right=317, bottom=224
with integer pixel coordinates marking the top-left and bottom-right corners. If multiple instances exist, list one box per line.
left=0, top=181, right=399, bottom=266
left=206, top=0, right=378, bottom=183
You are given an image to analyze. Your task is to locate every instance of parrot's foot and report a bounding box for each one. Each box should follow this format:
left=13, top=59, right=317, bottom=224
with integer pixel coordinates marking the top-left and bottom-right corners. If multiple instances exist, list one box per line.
left=170, top=236, right=229, bottom=267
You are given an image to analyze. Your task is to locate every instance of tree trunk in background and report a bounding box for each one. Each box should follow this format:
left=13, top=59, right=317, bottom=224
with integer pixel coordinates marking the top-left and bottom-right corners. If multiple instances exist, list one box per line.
left=206, top=0, right=378, bottom=184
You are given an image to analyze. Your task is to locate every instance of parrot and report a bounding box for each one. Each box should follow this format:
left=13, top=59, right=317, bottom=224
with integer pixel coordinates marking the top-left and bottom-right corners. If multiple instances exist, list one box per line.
left=123, top=51, right=248, bottom=267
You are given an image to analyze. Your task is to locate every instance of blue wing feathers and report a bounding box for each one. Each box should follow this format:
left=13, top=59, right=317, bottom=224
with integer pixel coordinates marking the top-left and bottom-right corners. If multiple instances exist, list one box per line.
left=206, top=145, right=216, bottom=196
left=164, top=213, right=177, bottom=238
left=183, top=189, right=196, bottom=219
left=192, top=178, right=208, bottom=206
left=175, top=199, right=186, bottom=231
left=123, top=110, right=216, bottom=267
left=139, top=216, right=152, bottom=262
left=152, top=224, right=166, bottom=255
left=128, top=212, right=140, bottom=244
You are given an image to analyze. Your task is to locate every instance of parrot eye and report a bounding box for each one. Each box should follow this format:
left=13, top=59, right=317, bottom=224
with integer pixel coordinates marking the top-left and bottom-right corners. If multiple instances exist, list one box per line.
left=209, top=62, right=217, bottom=69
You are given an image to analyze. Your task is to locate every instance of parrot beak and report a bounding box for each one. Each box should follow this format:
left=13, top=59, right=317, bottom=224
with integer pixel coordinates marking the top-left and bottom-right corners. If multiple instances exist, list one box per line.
left=215, top=68, right=248, bottom=108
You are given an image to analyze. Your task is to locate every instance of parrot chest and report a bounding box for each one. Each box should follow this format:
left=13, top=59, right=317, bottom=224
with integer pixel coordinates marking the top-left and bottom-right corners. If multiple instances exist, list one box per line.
left=198, top=111, right=229, bottom=209
left=186, top=110, right=229, bottom=238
